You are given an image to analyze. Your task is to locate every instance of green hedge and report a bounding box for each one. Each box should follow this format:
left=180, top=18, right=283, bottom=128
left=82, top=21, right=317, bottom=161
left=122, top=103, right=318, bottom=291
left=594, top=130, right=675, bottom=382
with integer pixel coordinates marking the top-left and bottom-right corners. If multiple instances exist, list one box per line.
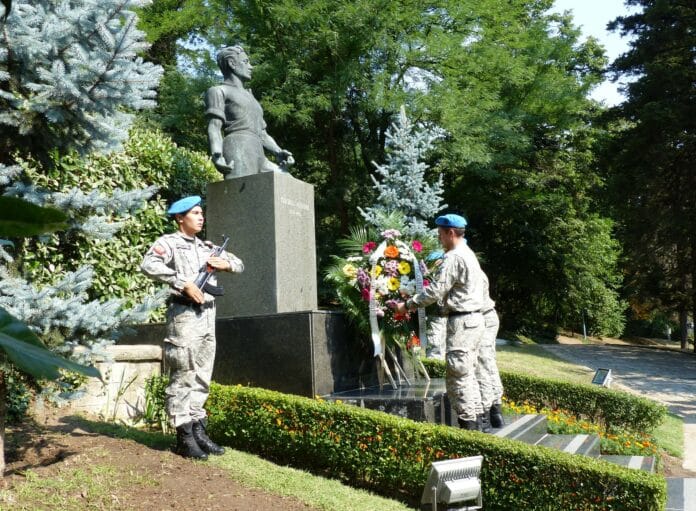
left=420, top=359, right=667, bottom=432
left=206, top=384, right=666, bottom=511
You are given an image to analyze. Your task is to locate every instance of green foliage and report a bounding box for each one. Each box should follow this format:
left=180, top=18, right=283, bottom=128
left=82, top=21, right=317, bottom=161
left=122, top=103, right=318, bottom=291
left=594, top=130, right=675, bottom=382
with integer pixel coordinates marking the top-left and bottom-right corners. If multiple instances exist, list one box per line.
left=0, top=197, right=67, bottom=237
left=422, top=358, right=666, bottom=432
left=4, top=368, right=32, bottom=424
left=138, top=70, right=215, bottom=152
left=142, top=374, right=170, bottom=434
left=604, top=0, right=696, bottom=343
left=206, top=383, right=666, bottom=511
left=0, top=308, right=100, bottom=381
left=16, top=127, right=220, bottom=318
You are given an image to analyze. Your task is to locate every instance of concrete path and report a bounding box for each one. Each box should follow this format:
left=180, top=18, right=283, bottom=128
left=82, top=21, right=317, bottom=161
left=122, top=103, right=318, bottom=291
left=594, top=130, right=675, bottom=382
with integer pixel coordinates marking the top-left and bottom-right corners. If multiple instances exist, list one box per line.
left=540, top=344, right=696, bottom=510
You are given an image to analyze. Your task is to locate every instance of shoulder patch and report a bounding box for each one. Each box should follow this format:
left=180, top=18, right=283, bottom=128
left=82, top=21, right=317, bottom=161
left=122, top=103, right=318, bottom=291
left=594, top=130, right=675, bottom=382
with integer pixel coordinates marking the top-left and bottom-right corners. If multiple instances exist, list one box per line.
left=152, top=244, right=166, bottom=256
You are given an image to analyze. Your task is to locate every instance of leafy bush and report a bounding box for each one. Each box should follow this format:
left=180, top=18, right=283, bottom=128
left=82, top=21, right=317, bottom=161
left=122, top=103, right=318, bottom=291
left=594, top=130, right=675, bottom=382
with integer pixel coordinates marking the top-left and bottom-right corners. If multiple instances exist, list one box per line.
left=142, top=374, right=170, bottom=434
left=16, top=127, right=220, bottom=321
left=206, top=384, right=666, bottom=511
left=5, top=368, right=32, bottom=424
left=501, top=371, right=666, bottom=433
left=421, top=358, right=666, bottom=433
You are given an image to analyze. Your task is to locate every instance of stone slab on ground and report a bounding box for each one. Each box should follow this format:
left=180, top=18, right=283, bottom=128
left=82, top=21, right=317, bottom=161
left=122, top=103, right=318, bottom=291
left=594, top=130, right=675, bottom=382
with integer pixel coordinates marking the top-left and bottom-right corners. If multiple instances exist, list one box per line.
left=667, top=478, right=696, bottom=511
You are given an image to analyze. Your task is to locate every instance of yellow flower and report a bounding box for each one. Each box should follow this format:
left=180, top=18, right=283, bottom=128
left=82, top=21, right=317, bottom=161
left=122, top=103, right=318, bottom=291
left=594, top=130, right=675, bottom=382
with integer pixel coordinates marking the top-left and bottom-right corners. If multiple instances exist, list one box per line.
left=342, top=263, right=357, bottom=278
left=387, top=277, right=400, bottom=291
left=398, top=261, right=411, bottom=275
left=373, top=265, right=383, bottom=277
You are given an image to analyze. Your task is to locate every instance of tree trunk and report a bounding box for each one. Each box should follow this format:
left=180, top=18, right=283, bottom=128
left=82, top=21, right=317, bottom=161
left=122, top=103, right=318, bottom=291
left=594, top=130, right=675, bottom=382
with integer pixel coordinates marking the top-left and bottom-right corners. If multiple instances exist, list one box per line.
left=0, top=370, right=6, bottom=476
left=679, top=308, right=688, bottom=350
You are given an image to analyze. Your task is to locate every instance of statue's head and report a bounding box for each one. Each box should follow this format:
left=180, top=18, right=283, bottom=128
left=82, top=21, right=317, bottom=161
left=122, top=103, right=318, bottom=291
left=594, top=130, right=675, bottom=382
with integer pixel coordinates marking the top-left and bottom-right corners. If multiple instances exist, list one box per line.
left=217, top=45, right=250, bottom=80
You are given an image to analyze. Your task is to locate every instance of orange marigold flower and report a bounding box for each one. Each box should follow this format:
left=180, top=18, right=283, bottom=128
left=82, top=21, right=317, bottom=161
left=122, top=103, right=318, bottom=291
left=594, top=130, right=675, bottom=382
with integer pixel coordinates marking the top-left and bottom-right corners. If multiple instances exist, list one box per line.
left=384, top=245, right=400, bottom=258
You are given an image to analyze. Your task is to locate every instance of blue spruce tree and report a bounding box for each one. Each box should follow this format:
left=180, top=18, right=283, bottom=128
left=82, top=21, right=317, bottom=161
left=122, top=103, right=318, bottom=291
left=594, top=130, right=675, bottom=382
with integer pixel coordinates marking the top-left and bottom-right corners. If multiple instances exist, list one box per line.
left=359, top=106, right=447, bottom=238
left=0, top=1, right=165, bottom=470
left=0, top=0, right=163, bottom=161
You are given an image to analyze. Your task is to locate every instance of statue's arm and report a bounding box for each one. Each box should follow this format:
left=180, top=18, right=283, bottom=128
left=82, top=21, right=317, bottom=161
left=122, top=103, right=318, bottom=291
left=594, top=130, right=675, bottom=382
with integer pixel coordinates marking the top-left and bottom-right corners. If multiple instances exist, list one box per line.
left=205, top=86, right=233, bottom=174
left=260, top=129, right=282, bottom=155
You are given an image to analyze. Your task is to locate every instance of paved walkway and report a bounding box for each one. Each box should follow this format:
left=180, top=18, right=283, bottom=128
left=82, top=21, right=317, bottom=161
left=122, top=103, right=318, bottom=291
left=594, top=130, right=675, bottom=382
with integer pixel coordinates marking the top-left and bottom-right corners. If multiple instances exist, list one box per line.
left=540, top=344, right=696, bottom=510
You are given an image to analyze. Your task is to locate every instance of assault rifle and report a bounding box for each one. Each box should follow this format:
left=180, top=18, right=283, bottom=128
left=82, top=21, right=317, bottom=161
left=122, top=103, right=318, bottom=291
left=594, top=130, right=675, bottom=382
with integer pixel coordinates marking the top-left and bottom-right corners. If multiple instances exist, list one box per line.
left=193, top=235, right=230, bottom=296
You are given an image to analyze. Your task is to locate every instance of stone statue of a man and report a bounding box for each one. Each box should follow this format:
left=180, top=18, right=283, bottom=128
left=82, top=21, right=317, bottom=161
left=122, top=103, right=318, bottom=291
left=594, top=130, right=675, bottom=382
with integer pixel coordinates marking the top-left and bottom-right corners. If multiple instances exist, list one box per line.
left=205, top=46, right=294, bottom=179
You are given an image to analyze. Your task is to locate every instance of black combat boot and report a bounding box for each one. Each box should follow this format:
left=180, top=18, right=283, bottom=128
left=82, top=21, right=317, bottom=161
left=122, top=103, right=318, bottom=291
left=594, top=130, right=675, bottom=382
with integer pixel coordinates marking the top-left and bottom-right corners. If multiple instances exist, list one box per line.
left=490, top=403, right=505, bottom=428
left=458, top=416, right=482, bottom=431
left=175, top=422, right=208, bottom=460
left=480, top=411, right=492, bottom=433
left=192, top=419, right=225, bottom=455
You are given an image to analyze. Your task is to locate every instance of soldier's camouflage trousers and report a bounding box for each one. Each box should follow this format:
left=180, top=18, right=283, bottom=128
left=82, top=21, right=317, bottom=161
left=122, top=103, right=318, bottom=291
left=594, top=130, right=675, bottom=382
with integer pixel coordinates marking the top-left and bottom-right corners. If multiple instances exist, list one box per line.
left=164, top=302, right=217, bottom=428
left=426, top=316, right=447, bottom=361
left=445, top=313, right=484, bottom=421
left=476, top=309, right=504, bottom=409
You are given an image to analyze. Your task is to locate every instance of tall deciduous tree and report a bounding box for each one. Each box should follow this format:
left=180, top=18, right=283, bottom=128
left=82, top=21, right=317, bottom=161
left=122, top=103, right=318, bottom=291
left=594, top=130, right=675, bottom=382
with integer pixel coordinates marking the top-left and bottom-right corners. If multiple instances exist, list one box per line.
left=140, top=0, right=624, bottom=334
left=606, top=0, right=696, bottom=348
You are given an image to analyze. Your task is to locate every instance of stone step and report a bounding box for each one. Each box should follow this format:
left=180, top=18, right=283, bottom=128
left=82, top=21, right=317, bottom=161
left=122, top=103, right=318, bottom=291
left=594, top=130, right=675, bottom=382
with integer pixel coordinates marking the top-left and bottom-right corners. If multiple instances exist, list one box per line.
left=534, top=433, right=601, bottom=457
left=494, top=414, right=547, bottom=443
left=666, top=478, right=696, bottom=511
left=599, top=454, right=656, bottom=473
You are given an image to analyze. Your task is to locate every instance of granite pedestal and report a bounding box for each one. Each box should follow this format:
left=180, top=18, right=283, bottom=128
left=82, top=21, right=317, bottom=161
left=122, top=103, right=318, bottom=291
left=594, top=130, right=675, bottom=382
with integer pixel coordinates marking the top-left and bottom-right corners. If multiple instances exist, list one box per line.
left=206, top=172, right=317, bottom=317
left=211, top=310, right=379, bottom=397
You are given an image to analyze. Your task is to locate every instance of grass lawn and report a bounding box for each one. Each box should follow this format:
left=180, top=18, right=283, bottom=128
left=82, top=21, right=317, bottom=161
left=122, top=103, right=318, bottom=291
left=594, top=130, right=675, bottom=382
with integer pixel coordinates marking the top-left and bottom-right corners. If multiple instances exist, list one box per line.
left=208, top=450, right=414, bottom=511
left=497, top=343, right=595, bottom=384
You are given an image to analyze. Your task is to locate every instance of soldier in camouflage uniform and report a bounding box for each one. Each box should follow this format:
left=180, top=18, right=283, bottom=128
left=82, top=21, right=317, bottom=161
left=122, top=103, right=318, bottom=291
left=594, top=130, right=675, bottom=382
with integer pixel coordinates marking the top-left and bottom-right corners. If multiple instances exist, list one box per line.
left=477, top=272, right=505, bottom=428
left=141, top=195, right=244, bottom=459
left=397, top=214, right=487, bottom=431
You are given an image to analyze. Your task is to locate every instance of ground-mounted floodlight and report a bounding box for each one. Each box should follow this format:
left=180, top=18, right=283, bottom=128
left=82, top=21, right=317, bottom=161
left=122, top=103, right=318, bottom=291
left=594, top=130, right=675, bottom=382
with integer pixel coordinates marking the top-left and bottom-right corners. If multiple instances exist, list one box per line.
left=592, top=368, right=612, bottom=388
left=421, top=455, right=483, bottom=511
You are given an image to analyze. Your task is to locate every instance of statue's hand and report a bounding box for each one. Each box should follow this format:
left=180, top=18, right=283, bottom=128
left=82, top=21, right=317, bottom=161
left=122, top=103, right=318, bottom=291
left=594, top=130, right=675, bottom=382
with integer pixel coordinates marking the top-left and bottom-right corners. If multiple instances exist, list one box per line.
left=213, top=155, right=234, bottom=175
left=277, top=149, right=294, bottom=170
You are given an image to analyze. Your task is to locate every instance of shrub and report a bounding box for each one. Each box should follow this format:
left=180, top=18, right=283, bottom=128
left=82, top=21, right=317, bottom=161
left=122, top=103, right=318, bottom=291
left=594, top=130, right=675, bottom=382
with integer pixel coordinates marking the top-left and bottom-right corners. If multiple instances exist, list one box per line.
left=142, top=374, right=170, bottom=434
left=421, top=358, right=666, bottom=432
left=17, top=127, right=220, bottom=321
left=206, top=384, right=666, bottom=511
left=501, top=371, right=666, bottom=432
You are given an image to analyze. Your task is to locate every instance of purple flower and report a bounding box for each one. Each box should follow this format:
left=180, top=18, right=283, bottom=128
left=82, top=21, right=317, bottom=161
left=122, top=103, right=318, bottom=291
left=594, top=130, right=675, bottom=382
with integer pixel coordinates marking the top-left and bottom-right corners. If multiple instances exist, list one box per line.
left=384, top=259, right=399, bottom=276
left=380, top=229, right=401, bottom=240
left=356, top=267, right=370, bottom=288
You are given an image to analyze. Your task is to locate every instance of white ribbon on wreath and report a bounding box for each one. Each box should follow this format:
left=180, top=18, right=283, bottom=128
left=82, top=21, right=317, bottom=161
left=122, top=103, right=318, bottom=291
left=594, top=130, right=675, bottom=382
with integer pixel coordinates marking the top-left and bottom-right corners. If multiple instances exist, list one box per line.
left=367, top=239, right=426, bottom=357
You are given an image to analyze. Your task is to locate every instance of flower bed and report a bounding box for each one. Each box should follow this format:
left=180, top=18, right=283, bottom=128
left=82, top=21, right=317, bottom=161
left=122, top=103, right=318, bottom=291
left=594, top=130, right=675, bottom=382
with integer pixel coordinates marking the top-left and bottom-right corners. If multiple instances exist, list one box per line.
left=504, top=398, right=659, bottom=457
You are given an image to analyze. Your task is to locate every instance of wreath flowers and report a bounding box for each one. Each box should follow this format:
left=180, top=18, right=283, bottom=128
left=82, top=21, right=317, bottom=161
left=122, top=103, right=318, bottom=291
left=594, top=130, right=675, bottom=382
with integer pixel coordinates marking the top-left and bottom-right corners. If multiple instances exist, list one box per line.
left=327, top=227, right=431, bottom=355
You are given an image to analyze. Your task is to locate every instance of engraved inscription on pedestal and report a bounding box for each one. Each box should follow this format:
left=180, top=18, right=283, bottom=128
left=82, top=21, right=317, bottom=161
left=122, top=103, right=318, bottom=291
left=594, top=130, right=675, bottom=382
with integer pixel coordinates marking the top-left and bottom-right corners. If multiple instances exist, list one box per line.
left=206, top=172, right=317, bottom=317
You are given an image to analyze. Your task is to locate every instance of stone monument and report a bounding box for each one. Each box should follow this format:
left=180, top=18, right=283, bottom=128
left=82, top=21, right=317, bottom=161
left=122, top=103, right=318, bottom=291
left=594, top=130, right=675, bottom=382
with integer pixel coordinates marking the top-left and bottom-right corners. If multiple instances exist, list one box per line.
left=203, top=46, right=374, bottom=396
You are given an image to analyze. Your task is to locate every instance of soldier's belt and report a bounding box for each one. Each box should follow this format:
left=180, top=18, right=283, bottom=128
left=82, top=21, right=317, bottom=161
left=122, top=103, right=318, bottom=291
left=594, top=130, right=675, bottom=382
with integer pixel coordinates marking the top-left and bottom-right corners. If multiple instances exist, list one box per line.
left=447, top=310, right=478, bottom=317
left=169, top=296, right=214, bottom=309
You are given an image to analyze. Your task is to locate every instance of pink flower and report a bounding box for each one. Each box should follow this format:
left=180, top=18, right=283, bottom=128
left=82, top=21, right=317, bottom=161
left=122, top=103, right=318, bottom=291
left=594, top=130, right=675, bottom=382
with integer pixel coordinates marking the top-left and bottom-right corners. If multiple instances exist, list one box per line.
left=411, top=240, right=423, bottom=253
left=361, top=288, right=371, bottom=301
left=423, top=279, right=430, bottom=287
left=362, top=241, right=377, bottom=254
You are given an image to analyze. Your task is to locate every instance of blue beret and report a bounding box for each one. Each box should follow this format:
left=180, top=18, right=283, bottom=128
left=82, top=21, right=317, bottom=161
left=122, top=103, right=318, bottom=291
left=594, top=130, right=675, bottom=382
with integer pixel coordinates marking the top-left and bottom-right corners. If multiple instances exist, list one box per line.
left=167, top=195, right=201, bottom=215
left=435, top=214, right=467, bottom=228
left=426, top=249, right=445, bottom=262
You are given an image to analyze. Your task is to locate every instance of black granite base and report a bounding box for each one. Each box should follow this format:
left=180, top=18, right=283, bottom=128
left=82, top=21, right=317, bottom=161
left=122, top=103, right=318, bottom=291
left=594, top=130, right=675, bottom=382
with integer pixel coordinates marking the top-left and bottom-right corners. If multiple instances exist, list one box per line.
left=326, top=379, right=462, bottom=426
left=212, top=310, right=380, bottom=397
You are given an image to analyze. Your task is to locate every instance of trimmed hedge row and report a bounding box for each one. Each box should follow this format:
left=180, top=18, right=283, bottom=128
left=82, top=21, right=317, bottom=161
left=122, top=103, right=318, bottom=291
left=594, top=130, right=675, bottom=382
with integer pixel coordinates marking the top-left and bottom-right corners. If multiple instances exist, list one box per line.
left=420, top=359, right=667, bottom=432
left=206, top=384, right=666, bottom=511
